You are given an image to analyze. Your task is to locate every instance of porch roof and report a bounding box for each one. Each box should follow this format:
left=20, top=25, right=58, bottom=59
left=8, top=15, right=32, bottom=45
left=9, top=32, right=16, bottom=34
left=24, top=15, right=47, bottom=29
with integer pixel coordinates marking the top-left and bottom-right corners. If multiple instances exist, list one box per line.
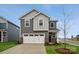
left=0, top=29, right=7, bottom=31
left=49, top=29, right=59, bottom=33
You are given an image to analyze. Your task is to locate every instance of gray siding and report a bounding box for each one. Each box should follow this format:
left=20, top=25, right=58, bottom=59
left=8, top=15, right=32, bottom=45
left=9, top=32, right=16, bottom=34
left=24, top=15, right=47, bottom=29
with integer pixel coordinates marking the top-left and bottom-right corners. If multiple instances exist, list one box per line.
left=49, top=21, right=57, bottom=30
left=21, top=19, right=49, bottom=42
left=7, top=22, right=19, bottom=41
left=20, top=9, right=58, bottom=43
left=21, top=19, right=33, bottom=34
left=0, top=17, right=19, bottom=42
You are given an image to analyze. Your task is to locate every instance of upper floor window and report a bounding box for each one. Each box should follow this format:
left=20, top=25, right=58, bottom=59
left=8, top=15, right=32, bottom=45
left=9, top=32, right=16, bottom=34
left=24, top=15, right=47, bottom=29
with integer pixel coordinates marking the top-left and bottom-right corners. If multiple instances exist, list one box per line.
left=39, top=20, right=43, bottom=26
left=0, top=23, right=6, bottom=29
left=25, top=20, right=30, bottom=27
left=51, top=22, right=54, bottom=27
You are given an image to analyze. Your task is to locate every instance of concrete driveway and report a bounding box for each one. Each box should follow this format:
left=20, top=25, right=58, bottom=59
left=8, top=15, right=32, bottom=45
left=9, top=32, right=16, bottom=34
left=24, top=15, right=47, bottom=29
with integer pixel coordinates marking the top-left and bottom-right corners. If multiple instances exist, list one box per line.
left=0, top=44, right=46, bottom=54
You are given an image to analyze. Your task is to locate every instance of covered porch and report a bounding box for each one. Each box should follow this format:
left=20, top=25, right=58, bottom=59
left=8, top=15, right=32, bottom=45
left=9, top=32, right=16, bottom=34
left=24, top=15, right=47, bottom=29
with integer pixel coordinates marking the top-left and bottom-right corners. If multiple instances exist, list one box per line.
left=0, top=30, right=7, bottom=42
left=48, top=29, right=59, bottom=44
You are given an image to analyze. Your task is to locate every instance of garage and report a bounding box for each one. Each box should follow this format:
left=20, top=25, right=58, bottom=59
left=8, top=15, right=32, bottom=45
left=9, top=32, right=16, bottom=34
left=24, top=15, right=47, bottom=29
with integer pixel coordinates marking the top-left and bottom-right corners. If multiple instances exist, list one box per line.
left=23, top=33, right=45, bottom=43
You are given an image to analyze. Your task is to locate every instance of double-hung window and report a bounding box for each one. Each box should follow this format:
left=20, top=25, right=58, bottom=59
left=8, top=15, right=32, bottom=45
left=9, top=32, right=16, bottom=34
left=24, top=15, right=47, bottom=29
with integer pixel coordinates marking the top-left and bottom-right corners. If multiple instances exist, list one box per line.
left=25, top=20, right=30, bottom=27
left=51, top=22, right=54, bottom=27
left=39, top=20, right=43, bottom=26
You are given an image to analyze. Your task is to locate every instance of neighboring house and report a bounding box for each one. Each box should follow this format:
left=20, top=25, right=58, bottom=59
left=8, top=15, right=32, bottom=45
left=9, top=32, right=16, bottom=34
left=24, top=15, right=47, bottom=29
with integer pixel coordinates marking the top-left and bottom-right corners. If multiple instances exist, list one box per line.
left=0, top=16, right=19, bottom=42
left=76, top=35, right=79, bottom=41
left=19, top=9, right=59, bottom=44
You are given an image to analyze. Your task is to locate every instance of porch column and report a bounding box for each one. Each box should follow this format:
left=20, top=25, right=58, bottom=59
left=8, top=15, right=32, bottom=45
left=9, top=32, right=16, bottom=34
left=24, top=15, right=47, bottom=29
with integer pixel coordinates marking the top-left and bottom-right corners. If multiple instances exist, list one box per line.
left=1, top=31, right=3, bottom=42
left=57, top=31, right=59, bottom=43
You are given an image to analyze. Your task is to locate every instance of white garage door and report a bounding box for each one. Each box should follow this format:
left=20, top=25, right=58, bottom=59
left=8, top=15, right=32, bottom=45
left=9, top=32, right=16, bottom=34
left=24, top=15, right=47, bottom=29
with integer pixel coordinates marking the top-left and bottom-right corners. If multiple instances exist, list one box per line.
left=23, top=33, right=45, bottom=43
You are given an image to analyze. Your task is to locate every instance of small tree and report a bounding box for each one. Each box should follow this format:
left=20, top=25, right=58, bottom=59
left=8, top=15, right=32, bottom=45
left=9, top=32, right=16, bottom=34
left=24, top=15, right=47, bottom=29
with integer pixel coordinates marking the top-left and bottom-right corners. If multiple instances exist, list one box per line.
left=56, top=5, right=75, bottom=53
left=59, top=5, right=72, bottom=49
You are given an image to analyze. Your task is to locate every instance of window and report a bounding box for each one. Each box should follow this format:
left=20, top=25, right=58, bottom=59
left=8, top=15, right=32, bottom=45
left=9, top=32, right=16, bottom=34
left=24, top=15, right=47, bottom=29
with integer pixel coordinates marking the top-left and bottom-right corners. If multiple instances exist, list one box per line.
left=35, top=34, right=38, bottom=36
left=25, top=20, right=30, bottom=27
left=29, top=34, right=33, bottom=36
left=0, top=23, right=6, bottom=29
left=40, top=34, right=44, bottom=36
left=51, top=22, right=54, bottom=27
left=24, top=34, right=28, bottom=36
left=39, top=20, right=43, bottom=26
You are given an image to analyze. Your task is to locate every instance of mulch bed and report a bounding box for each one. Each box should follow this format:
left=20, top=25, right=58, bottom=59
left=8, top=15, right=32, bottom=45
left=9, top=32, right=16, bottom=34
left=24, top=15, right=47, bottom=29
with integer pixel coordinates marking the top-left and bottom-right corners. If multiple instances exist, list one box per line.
left=55, top=48, right=76, bottom=54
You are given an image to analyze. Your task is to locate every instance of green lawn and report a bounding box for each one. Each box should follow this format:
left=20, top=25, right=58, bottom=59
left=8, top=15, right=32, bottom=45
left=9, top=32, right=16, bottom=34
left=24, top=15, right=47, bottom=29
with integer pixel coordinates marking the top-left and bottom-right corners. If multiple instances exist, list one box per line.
left=45, top=43, right=79, bottom=54
left=0, top=41, right=17, bottom=52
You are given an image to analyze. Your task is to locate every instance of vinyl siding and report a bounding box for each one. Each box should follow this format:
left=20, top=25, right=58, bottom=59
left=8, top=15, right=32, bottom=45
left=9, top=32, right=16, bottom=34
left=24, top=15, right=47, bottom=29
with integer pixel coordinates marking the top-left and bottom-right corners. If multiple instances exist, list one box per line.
left=21, top=10, right=39, bottom=19
left=49, top=21, right=57, bottom=30
left=21, top=10, right=39, bottom=34
left=33, top=14, right=49, bottom=31
left=21, top=18, right=49, bottom=41
left=7, top=22, right=19, bottom=41
left=20, top=10, right=58, bottom=43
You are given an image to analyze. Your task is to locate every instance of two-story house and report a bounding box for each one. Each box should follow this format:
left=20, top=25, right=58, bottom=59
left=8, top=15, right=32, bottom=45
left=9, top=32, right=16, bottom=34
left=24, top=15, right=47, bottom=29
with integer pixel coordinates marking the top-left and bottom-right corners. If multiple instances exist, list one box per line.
left=19, top=9, right=59, bottom=44
left=0, top=16, right=19, bottom=42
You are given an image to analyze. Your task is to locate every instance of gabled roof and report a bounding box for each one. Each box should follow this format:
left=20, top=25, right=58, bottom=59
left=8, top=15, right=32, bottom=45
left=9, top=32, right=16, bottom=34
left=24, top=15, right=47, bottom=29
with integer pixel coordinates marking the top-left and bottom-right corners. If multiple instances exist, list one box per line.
left=32, top=12, right=50, bottom=19
left=0, top=16, right=19, bottom=28
left=20, top=9, right=50, bottom=20
left=19, top=9, right=58, bottom=22
left=20, top=9, right=39, bottom=19
left=0, top=16, right=7, bottom=22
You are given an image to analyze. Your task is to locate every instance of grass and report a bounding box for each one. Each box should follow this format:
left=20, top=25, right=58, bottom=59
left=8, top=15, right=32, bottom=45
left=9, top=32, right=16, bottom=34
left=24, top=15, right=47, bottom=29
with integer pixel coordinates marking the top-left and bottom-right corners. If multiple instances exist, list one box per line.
left=0, top=41, right=17, bottom=52
left=45, top=43, right=79, bottom=54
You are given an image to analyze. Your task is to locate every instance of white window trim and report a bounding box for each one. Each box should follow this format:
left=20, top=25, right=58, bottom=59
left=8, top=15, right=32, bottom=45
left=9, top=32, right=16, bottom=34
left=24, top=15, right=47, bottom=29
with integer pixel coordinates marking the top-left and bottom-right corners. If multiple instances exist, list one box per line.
left=0, top=23, right=7, bottom=29
left=25, top=19, right=30, bottom=27
left=39, top=19, right=43, bottom=26
left=50, top=22, right=55, bottom=28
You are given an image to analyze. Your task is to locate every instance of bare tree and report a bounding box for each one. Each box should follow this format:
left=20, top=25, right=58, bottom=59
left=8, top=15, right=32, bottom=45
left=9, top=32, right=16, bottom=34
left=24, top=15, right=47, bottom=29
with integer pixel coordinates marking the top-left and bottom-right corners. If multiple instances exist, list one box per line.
left=59, top=5, right=72, bottom=49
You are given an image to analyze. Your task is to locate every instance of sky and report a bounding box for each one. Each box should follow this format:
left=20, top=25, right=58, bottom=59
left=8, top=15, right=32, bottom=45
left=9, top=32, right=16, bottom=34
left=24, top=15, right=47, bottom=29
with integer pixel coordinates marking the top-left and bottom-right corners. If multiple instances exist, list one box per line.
left=0, top=4, right=79, bottom=38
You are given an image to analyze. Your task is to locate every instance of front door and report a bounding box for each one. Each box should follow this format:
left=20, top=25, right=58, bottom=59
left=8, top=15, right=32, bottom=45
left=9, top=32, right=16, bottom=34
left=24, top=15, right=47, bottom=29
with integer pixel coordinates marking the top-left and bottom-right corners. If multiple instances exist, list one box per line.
left=0, top=32, right=1, bottom=42
left=49, top=32, right=57, bottom=43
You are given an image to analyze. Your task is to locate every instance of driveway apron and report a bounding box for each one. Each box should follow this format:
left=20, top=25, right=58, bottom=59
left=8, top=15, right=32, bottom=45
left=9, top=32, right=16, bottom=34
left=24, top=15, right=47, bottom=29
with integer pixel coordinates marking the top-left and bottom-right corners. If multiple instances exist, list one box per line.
left=0, top=44, right=46, bottom=54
